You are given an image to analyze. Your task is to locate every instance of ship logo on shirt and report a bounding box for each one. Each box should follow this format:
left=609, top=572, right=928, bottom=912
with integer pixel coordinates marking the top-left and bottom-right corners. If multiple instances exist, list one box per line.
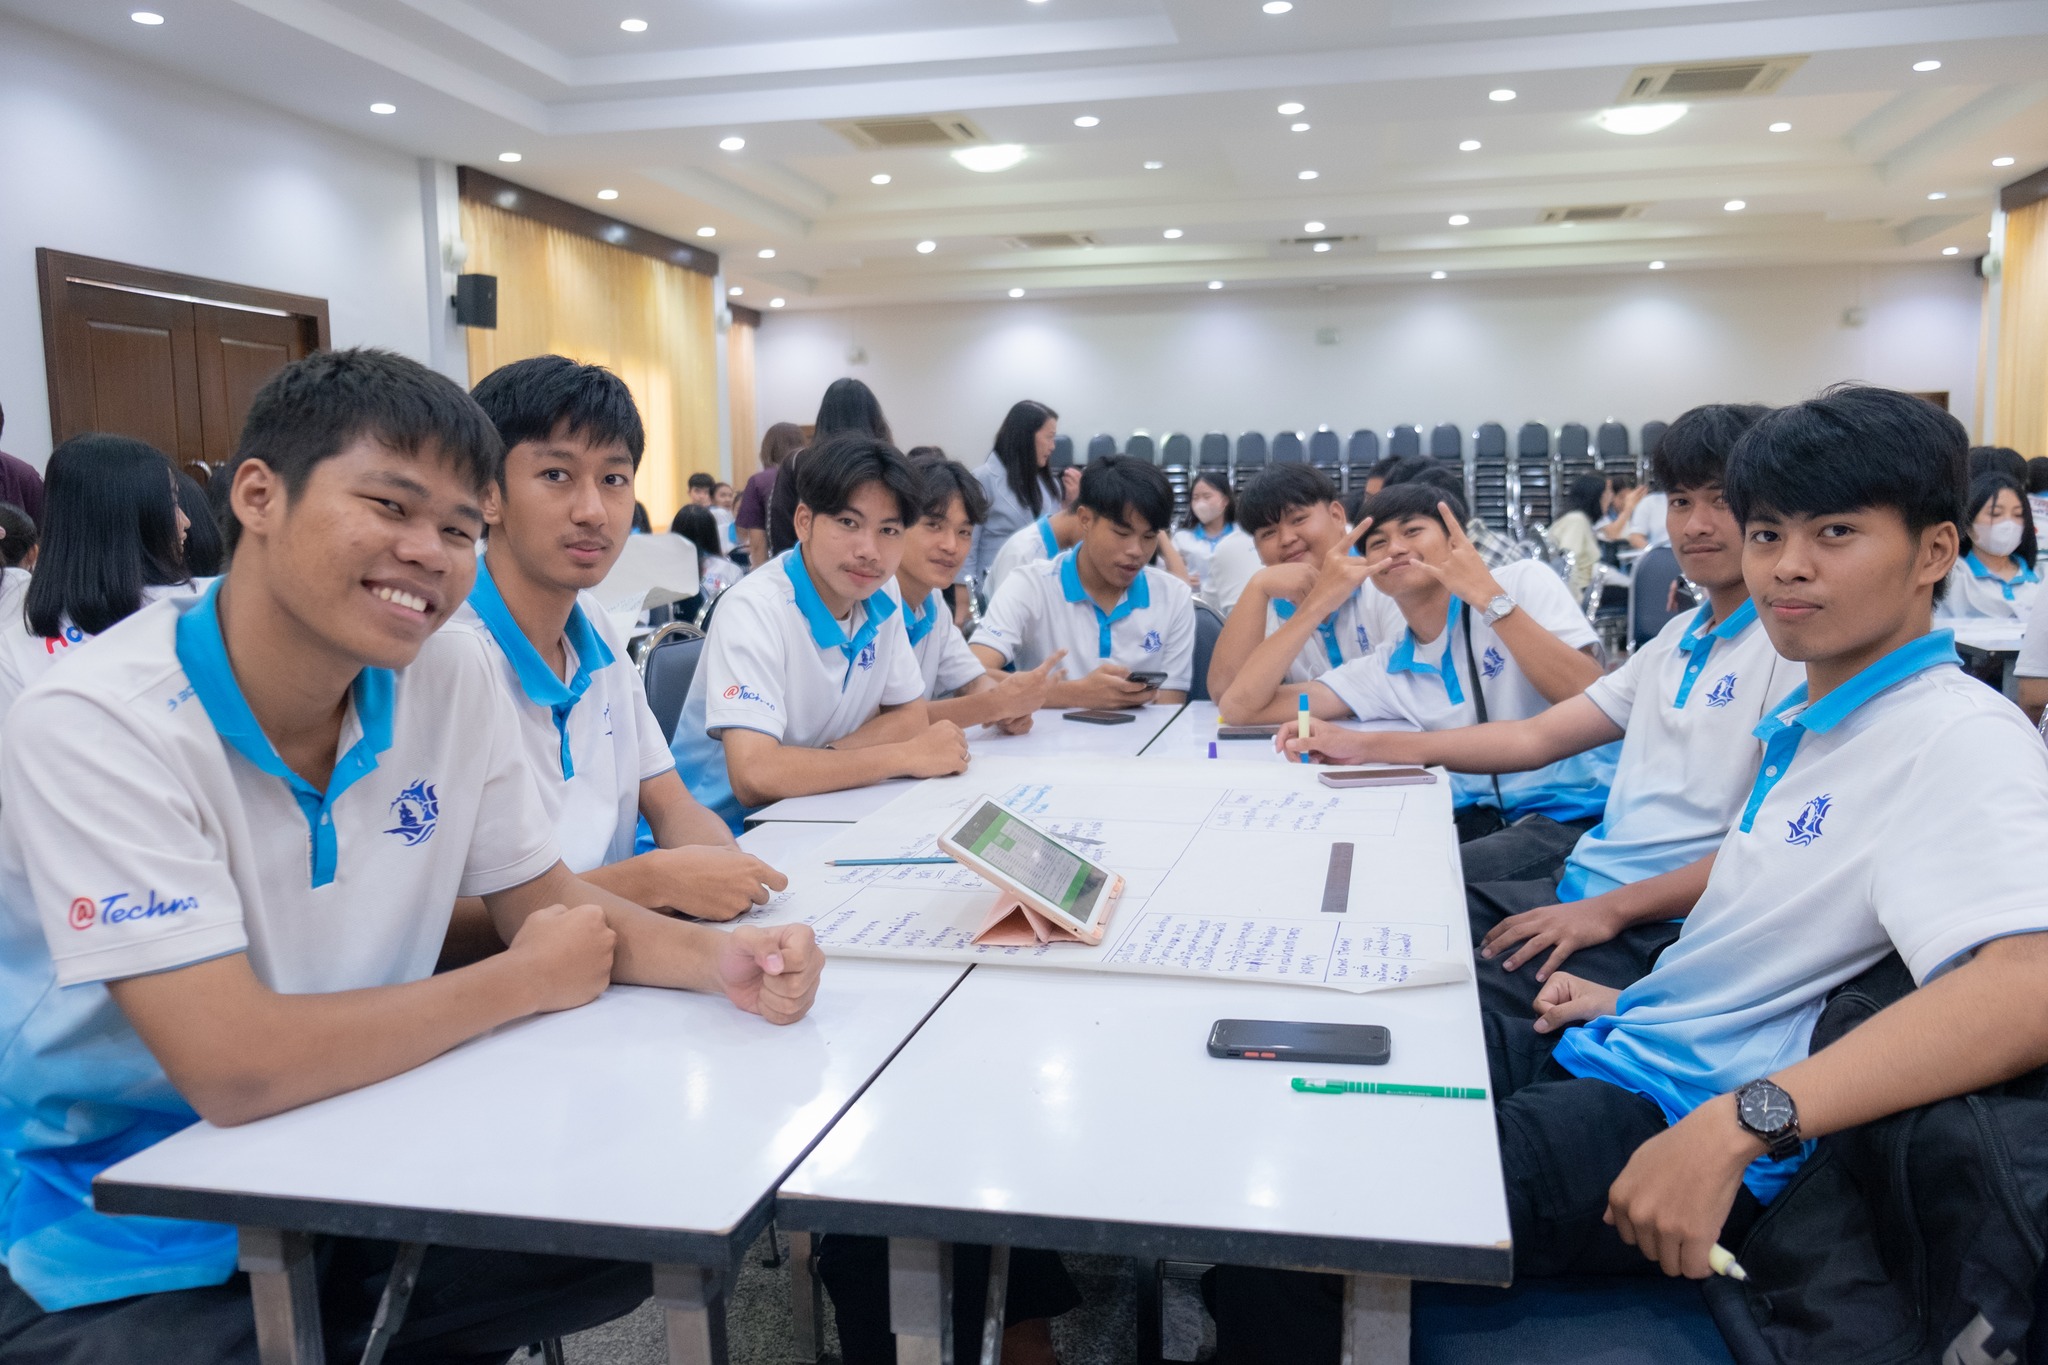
left=1141, top=630, right=1164, bottom=653
left=1785, top=793, right=1831, bottom=847
left=1481, top=645, right=1506, bottom=679
left=385, top=780, right=439, bottom=847
left=1706, top=673, right=1738, bottom=708
left=602, top=702, right=614, bottom=737
left=1356, top=626, right=1372, bottom=651
left=855, top=642, right=878, bottom=671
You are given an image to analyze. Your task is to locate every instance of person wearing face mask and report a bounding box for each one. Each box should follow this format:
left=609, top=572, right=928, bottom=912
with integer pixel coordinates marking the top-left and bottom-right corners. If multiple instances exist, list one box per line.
left=1171, top=471, right=1248, bottom=601
left=1939, top=473, right=2039, bottom=619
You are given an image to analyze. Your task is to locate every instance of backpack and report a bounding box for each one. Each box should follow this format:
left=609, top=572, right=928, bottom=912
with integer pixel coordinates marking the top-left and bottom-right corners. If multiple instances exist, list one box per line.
left=1703, top=954, right=2048, bottom=1365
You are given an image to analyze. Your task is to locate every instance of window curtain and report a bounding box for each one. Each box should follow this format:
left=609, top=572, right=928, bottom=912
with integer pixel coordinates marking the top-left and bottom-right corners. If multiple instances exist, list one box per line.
left=1996, top=197, right=2048, bottom=457
left=727, top=312, right=758, bottom=484
left=460, top=198, right=718, bottom=526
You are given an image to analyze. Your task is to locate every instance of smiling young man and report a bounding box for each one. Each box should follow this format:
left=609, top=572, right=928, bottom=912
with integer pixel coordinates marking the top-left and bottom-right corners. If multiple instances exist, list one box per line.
left=449, top=356, right=785, bottom=932
left=0, top=349, right=822, bottom=1363
left=669, top=432, right=971, bottom=833
left=1271, top=407, right=1802, bottom=1002
left=1207, top=386, right=2048, bottom=1363
left=1219, top=483, right=1611, bottom=840
left=1204, top=465, right=1398, bottom=699
left=971, top=455, right=1195, bottom=710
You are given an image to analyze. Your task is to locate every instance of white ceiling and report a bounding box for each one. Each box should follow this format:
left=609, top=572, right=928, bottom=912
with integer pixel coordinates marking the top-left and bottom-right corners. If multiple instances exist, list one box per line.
left=10, top=0, right=2048, bottom=308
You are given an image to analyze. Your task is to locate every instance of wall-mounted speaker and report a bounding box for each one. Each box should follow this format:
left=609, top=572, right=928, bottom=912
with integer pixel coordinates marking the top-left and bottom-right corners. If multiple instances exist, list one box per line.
left=454, top=273, right=497, bottom=329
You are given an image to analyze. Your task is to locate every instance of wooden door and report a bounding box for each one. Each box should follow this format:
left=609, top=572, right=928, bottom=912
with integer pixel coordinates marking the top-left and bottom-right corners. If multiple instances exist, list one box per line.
left=193, top=304, right=316, bottom=465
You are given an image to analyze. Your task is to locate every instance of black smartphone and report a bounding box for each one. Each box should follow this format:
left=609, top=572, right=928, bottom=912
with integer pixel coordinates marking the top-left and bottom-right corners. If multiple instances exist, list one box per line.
left=1207, top=1019, right=1391, bottom=1065
left=1063, top=708, right=1138, bottom=725
left=1125, top=671, right=1167, bottom=689
left=1217, top=723, right=1281, bottom=739
left=1316, top=767, right=1436, bottom=788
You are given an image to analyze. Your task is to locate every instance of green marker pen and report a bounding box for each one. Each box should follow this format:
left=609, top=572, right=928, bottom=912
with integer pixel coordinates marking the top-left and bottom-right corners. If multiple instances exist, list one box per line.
left=1293, top=1077, right=1487, bottom=1100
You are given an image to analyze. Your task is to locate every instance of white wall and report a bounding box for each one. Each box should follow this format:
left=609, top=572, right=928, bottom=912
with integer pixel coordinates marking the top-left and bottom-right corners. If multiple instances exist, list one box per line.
left=755, top=263, right=1984, bottom=461
left=0, top=16, right=434, bottom=466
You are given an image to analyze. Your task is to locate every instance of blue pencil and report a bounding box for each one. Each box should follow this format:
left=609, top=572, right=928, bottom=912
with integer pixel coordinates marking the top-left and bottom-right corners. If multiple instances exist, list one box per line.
left=827, top=856, right=955, bottom=866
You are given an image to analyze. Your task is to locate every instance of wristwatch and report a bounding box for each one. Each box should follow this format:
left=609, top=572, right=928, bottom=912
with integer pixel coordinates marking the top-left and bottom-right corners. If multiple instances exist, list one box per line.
left=1734, top=1078, right=1803, bottom=1161
left=1481, top=593, right=1517, bottom=626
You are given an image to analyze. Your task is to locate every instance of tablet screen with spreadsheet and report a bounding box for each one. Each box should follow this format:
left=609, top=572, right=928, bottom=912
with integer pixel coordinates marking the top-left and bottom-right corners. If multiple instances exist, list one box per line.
left=939, top=799, right=1115, bottom=929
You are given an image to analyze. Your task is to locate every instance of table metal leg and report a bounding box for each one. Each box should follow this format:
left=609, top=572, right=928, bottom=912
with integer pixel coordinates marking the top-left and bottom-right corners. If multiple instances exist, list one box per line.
left=785, top=1229, right=823, bottom=1363
left=653, top=1262, right=728, bottom=1365
left=888, top=1236, right=953, bottom=1365
left=1338, top=1273, right=1411, bottom=1365
left=977, top=1245, right=1009, bottom=1365
left=1134, top=1258, right=1163, bottom=1365
left=238, top=1227, right=325, bottom=1365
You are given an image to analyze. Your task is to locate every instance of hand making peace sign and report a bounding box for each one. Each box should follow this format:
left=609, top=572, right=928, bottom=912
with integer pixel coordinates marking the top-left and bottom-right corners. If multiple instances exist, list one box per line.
left=1407, top=502, right=1509, bottom=610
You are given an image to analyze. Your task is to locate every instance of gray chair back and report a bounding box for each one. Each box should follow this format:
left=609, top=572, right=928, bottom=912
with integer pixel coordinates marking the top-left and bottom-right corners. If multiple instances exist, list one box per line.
left=1271, top=431, right=1306, bottom=464
left=1234, top=431, right=1268, bottom=469
left=1628, top=545, right=1686, bottom=650
left=1389, top=425, right=1421, bottom=459
left=1086, top=433, right=1118, bottom=462
left=1190, top=602, right=1226, bottom=702
left=1161, top=433, right=1193, bottom=468
left=1639, top=420, right=1669, bottom=470
left=1050, top=434, right=1074, bottom=471
left=1126, top=433, right=1157, bottom=464
left=1198, top=432, right=1231, bottom=468
left=639, top=624, right=706, bottom=744
left=1595, top=421, right=1630, bottom=473
left=1308, top=430, right=1341, bottom=469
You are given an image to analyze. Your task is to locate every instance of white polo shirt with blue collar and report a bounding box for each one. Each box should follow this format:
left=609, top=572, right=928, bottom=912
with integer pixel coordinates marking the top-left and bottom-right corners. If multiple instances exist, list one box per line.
left=1555, top=598, right=1803, bottom=901
left=671, top=548, right=924, bottom=833
left=1265, top=583, right=1400, bottom=684
left=447, top=559, right=675, bottom=873
left=1552, top=630, right=2048, bottom=1202
left=973, top=549, right=1197, bottom=692
left=1938, top=552, right=2040, bottom=620
left=904, top=589, right=987, bottom=700
left=0, top=585, right=559, bottom=1311
left=984, top=516, right=1061, bottom=603
left=1315, top=560, right=1614, bottom=821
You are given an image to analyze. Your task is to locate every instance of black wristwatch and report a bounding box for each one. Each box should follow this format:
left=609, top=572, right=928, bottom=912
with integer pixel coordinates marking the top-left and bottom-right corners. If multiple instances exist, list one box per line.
left=1734, top=1078, right=1803, bottom=1161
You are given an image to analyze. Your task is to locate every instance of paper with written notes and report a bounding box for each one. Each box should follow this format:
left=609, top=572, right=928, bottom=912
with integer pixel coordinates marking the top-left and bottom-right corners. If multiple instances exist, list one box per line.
left=738, top=756, right=1467, bottom=994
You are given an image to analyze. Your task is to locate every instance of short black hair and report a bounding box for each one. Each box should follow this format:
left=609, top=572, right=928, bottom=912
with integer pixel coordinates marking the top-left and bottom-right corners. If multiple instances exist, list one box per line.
left=1969, top=445, right=2027, bottom=486
left=1563, top=473, right=1607, bottom=523
left=231, top=348, right=502, bottom=549
left=1375, top=456, right=1438, bottom=489
left=1966, top=472, right=2037, bottom=568
left=670, top=503, right=723, bottom=561
left=469, top=355, right=644, bottom=483
left=687, top=472, right=715, bottom=493
left=1076, top=455, right=1173, bottom=535
left=795, top=431, right=922, bottom=525
left=2028, top=457, right=2048, bottom=495
left=1357, top=480, right=1467, bottom=535
left=1650, top=403, right=1772, bottom=493
left=1364, top=455, right=1407, bottom=484
left=1238, top=465, right=1339, bottom=534
left=1414, top=466, right=1468, bottom=508
left=632, top=501, right=651, bottom=533
left=0, top=502, right=36, bottom=569
left=911, top=453, right=990, bottom=525
left=174, top=467, right=225, bottom=577
left=1725, top=387, right=1966, bottom=600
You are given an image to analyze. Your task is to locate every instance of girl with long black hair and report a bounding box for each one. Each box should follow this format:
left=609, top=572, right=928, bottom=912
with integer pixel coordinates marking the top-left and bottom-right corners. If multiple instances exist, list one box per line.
left=966, top=399, right=1060, bottom=593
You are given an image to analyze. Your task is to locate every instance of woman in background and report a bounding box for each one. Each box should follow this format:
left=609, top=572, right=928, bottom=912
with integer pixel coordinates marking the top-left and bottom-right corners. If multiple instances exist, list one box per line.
left=737, top=421, right=804, bottom=569
left=1941, top=472, right=2040, bottom=619
left=0, top=503, right=36, bottom=571
left=1171, top=470, right=1247, bottom=598
left=767, top=378, right=894, bottom=556
left=670, top=504, right=744, bottom=612
left=1547, top=473, right=1607, bottom=599
left=966, top=400, right=1060, bottom=596
left=173, top=468, right=225, bottom=577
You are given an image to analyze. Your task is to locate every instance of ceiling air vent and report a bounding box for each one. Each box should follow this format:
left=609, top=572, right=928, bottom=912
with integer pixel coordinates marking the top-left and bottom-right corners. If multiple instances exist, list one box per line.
left=1005, top=233, right=1100, bottom=250
left=828, top=114, right=985, bottom=149
left=1618, top=55, right=1805, bottom=102
left=1539, top=204, right=1646, bottom=224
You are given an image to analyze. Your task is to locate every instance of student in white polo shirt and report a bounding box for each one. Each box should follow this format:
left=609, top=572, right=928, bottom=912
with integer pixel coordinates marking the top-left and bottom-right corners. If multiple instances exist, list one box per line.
left=1937, top=472, right=2040, bottom=619
left=0, top=349, right=822, bottom=1363
left=0, top=434, right=201, bottom=724
left=1221, top=482, right=1612, bottom=842
left=448, top=356, right=785, bottom=942
left=1205, top=464, right=1397, bottom=700
left=1274, top=406, right=1801, bottom=1009
left=669, top=433, right=972, bottom=833
left=983, top=495, right=1079, bottom=604
left=971, top=455, right=1195, bottom=708
left=1209, top=387, right=2048, bottom=1360
left=897, top=453, right=1064, bottom=732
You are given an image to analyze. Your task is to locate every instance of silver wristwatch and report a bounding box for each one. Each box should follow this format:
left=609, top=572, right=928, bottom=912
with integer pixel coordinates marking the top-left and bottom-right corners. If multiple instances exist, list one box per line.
left=1481, top=593, right=1517, bottom=626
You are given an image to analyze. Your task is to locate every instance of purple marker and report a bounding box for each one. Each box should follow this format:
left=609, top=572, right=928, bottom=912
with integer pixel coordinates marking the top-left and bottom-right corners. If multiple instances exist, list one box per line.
left=1208, top=741, right=1218, bottom=759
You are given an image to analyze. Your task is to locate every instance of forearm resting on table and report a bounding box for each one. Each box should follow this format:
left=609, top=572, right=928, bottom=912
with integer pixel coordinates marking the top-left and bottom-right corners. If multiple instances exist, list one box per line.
left=1216, top=613, right=1330, bottom=725
left=1203, top=585, right=1275, bottom=700
left=639, top=768, right=738, bottom=849
left=488, top=861, right=726, bottom=994
left=720, top=725, right=920, bottom=807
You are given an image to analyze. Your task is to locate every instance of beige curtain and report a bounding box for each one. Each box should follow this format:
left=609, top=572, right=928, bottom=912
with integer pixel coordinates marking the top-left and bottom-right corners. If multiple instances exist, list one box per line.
left=1996, top=198, right=2048, bottom=457
left=728, top=314, right=759, bottom=484
left=461, top=199, right=718, bottom=526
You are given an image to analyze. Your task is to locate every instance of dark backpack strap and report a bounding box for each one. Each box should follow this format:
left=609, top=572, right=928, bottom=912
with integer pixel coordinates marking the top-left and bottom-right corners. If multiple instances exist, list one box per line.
left=1460, top=607, right=1507, bottom=814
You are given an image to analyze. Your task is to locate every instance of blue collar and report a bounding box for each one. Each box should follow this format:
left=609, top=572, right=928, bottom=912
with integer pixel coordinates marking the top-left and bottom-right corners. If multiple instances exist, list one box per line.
left=1386, top=597, right=1465, bottom=706
left=174, top=581, right=394, bottom=888
left=1273, top=589, right=1362, bottom=669
left=1964, top=551, right=2039, bottom=599
left=787, top=545, right=899, bottom=689
left=1057, top=548, right=1150, bottom=657
left=1738, top=629, right=1958, bottom=833
left=1672, top=597, right=1759, bottom=708
left=1189, top=523, right=1232, bottom=547
left=1036, top=517, right=1059, bottom=558
left=904, top=589, right=942, bottom=647
left=467, top=558, right=613, bottom=780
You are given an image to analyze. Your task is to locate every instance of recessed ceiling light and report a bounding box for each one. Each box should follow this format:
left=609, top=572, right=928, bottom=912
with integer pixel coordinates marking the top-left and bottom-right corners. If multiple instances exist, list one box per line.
left=952, top=144, right=1027, bottom=172
left=1458, top=139, right=1482, bottom=152
left=757, top=248, right=776, bottom=259
left=596, top=188, right=618, bottom=200
left=1724, top=199, right=1746, bottom=211
left=129, top=10, right=163, bottom=23
left=1595, top=103, right=1687, bottom=136
left=916, top=240, right=937, bottom=254
left=1303, top=220, right=1325, bottom=232
left=1447, top=213, right=1469, bottom=226
left=1912, top=59, right=1941, bottom=72
left=1278, top=102, right=1305, bottom=116
left=871, top=173, right=892, bottom=185
left=1298, top=170, right=1319, bottom=180
left=1291, top=122, right=1311, bottom=132
left=1769, top=121, right=1792, bottom=133
left=1009, top=288, right=1027, bottom=297
left=729, top=286, right=743, bottom=295
left=1263, top=1, right=1292, bottom=12
left=1943, top=246, right=1960, bottom=255
left=769, top=298, right=785, bottom=308
left=1649, top=260, right=1666, bottom=270
left=1143, top=160, right=1164, bottom=170
left=498, top=152, right=522, bottom=162
left=369, top=102, right=397, bottom=115
left=719, top=136, right=745, bottom=152
left=1074, top=115, right=1100, bottom=128
left=1489, top=88, right=1516, bottom=102
left=1430, top=270, right=1448, bottom=279
left=1163, top=228, right=1184, bottom=238
left=1208, top=280, right=1224, bottom=290
left=619, top=18, right=647, bottom=32
left=1927, top=191, right=1946, bottom=200
left=1313, top=242, right=1332, bottom=252
left=696, top=226, right=716, bottom=238
left=1993, top=156, right=2016, bottom=167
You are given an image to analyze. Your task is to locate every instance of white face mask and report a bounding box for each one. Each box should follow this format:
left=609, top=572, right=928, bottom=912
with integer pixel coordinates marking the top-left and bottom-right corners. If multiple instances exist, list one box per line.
left=1976, top=519, right=2025, bottom=558
left=1191, top=497, right=1225, bottom=526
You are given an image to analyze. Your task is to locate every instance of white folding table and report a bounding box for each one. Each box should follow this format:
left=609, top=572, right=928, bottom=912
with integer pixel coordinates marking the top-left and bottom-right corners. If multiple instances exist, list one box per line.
left=92, top=822, right=966, bottom=1365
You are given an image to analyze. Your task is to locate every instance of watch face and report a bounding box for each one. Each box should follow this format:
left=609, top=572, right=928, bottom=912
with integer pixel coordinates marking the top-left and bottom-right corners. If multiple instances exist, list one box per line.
left=1740, top=1084, right=1796, bottom=1133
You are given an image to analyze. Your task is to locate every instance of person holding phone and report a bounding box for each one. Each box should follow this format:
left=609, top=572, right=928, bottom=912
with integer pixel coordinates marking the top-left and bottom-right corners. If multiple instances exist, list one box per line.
left=971, top=455, right=1195, bottom=710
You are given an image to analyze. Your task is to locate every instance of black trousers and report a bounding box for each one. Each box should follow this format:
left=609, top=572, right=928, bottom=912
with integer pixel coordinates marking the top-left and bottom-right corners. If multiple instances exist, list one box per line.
left=1466, top=874, right=1684, bottom=1018
left=0, top=1239, right=650, bottom=1365
left=816, top=1235, right=1081, bottom=1365
left=1455, top=811, right=1597, bottom=885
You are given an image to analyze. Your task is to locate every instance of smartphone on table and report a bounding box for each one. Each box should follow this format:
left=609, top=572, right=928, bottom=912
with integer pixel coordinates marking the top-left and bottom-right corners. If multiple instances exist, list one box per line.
left=1316, top=767, right=1436, bottom=788
left=1208, top=1019, right=1391, bottom=1065
left=1064, top=709, right=1137, bottom=725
